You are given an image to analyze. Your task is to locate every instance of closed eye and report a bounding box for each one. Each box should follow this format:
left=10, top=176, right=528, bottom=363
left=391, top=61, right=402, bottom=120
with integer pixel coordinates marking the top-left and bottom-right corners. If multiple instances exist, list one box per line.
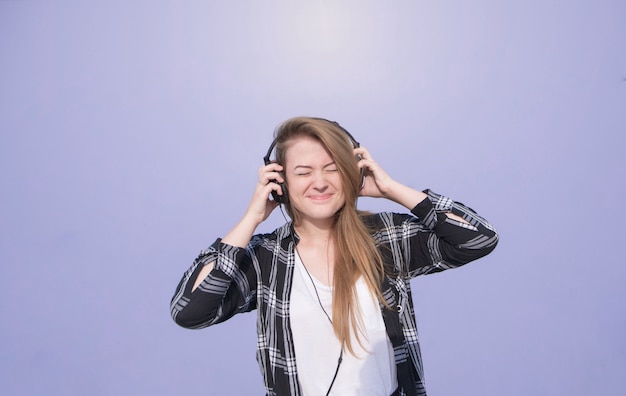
left=293, top=162, right=337, bottom=175
left=323, top=162, right=338, bottom=172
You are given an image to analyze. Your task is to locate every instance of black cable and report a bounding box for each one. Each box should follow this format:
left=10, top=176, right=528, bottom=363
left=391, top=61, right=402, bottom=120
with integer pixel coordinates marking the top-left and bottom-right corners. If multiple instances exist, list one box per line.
left=325, top=348, right=343, bottom=396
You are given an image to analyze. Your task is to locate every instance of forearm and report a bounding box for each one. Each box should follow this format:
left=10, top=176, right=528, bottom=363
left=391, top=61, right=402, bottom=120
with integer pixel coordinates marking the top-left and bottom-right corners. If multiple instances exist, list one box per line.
left=172, top=263, right=229, bottom=328
left=383, top=179, right=428, bottom=210
left=171, top=253, right=224, bottom=328
left=222, top=214, right=261, bottom=248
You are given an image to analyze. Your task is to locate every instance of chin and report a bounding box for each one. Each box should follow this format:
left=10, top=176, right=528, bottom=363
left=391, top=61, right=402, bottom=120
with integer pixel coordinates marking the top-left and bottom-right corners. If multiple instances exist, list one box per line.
left=294, top=201, right=345, bottom=222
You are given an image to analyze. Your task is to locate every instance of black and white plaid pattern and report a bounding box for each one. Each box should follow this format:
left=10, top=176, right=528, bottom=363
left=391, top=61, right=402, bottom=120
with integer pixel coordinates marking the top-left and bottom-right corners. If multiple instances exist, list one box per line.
left=171, top=190, right=498, bottom=396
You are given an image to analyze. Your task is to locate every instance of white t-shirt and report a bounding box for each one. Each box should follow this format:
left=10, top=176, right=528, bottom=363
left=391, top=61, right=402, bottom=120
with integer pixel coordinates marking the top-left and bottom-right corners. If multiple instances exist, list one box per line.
left=290, top=253, right=397, bottom=395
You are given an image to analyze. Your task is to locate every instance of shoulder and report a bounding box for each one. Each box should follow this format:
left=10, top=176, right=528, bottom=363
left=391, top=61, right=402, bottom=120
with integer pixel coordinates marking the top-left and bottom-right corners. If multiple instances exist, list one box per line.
left=248, top=223, right=291, bottom=251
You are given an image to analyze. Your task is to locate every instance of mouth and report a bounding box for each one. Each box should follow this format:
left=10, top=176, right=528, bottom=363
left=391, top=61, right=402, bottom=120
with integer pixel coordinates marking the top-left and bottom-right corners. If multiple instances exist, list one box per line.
left=308, top=194, right=333, bottom=201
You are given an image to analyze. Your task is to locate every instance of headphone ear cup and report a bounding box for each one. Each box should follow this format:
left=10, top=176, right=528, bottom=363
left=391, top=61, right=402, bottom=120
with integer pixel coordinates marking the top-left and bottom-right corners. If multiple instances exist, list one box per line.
left=270, top=183, right=287, bottom=204
left=278, top=180, right=288, bottom=205
left=268, top=174, right=288, bottom=205
left=264, top=157, right=287, bottom=204
left=359, top=168, right=365, bottom=190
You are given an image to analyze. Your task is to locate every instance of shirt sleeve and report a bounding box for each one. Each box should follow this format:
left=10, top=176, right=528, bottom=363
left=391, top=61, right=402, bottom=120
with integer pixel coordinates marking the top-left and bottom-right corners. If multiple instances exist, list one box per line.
left=170, top=238, right=258, bottom=329
left=402, top=189, right=499, bottom=277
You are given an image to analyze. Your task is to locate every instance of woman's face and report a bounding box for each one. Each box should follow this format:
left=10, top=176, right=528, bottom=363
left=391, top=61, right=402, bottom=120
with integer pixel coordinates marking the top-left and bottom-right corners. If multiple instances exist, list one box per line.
left=284, top=136, right=345, bottom=225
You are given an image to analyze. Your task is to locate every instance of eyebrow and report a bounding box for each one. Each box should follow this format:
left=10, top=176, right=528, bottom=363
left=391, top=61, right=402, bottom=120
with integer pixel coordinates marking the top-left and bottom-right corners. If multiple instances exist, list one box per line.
left=293, top=161, right=336, bottom=170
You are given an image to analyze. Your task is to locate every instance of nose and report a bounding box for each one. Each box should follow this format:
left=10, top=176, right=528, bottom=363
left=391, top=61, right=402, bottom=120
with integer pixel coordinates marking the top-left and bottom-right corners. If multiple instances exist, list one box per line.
left=311, top=170, right=329, bottom=190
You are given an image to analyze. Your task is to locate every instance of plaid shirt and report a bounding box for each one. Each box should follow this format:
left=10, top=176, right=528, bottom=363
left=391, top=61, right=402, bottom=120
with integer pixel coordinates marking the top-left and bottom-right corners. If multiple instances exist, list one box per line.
left=171, top=190, right=498, bottom=396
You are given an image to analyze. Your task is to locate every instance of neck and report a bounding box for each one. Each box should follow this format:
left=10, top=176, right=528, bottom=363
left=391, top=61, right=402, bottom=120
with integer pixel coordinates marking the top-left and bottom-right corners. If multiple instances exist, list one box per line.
left=294, top=219, right=334, bottom=242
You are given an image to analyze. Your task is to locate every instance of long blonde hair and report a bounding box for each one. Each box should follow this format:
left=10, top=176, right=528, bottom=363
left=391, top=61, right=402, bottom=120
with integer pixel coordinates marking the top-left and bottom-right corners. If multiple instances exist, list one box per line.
left=274, top=117, right=386, bottom=354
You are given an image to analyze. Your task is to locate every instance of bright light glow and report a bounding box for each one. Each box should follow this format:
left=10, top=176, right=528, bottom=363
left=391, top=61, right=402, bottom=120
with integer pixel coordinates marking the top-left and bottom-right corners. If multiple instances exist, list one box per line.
left=248, top=1, right=400, bottom=92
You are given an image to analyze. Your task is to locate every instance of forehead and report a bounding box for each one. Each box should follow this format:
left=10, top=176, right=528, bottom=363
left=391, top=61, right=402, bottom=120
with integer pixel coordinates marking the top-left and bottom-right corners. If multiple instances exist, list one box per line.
left=284, top=136, right=332, bottom=164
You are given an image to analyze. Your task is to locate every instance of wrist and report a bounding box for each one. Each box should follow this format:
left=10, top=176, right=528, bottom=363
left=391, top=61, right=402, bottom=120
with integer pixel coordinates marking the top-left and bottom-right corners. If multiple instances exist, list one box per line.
left=222, top=214, right=259, bottom=248
left=240, top=211, right=263, bottom=230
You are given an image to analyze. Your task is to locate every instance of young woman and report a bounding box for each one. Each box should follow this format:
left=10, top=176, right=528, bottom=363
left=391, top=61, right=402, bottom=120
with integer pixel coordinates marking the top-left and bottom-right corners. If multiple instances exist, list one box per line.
left=170, top=117, right=498, bottom=396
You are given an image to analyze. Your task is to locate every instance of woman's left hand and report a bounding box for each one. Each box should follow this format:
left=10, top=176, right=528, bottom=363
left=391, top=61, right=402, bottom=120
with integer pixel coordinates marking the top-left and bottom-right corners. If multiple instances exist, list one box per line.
left=354, top=146, right=395, bottom=198
left=355, top=146, right=429, bottom=210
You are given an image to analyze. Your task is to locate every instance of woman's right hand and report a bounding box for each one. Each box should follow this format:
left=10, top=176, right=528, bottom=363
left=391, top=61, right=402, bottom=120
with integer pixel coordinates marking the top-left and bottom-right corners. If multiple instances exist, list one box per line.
left=244, top=162, right=285, bottom=225
left=221, top=163, right=285, bottom=249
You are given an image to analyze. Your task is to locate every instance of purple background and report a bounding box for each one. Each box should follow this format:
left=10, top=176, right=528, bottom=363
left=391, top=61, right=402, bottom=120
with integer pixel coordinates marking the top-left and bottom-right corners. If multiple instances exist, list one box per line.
left=1, top=1, right=625, bottom=395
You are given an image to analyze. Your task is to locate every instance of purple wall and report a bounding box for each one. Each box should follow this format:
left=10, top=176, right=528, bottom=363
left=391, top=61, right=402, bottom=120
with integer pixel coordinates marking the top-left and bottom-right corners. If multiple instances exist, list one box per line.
left=1, top=1, right=624, bottom=395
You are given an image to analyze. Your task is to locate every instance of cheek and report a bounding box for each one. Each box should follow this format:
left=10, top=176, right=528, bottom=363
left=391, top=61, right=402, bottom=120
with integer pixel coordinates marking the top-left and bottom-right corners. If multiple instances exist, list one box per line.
left=330, top=174, right=344, bottom=190
left=287, top=179, right=306, bottom=199
left=285, top=178, right=305, bottom=195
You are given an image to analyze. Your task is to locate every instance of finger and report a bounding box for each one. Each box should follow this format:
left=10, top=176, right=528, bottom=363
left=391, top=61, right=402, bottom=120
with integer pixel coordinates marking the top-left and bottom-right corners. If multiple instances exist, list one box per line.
left=259, top=173, right=284, bottom=187
left=258, top=163, right=283, bottom=177
left=262, top=162, right=283, bottom=173
left=354, top=146, right=372, bottom=160
left=261, top=180, right=284, bottom=199
left=270, top=180, right=284, bottom=196
left=258, top=168, right=285, bottom=186
left=356, top=157, right=376, bottom=173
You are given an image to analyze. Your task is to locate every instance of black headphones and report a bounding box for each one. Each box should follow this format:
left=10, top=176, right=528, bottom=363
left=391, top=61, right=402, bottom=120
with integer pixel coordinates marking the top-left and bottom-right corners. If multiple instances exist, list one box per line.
left=263, top=118, right=361, bottom=205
